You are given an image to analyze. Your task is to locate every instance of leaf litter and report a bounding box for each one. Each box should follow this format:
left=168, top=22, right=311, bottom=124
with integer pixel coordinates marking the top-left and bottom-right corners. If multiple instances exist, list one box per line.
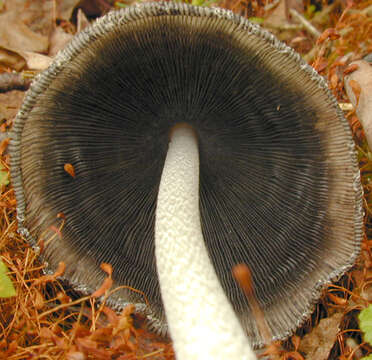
left=0, top=0, right=371, bottom=359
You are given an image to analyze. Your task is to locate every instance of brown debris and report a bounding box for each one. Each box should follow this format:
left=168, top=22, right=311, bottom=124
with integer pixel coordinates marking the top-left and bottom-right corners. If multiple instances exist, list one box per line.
left=64, top=163, right=76, bottom=178
left=299, top=313, right=343, bottom=360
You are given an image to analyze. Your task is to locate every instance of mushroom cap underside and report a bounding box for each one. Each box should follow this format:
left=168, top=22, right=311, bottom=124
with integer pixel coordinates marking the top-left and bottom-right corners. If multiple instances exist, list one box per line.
left=10, top=2, right=363, bottom=348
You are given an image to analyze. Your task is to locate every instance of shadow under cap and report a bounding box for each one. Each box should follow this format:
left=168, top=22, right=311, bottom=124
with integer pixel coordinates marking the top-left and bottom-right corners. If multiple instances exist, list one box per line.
left=10, top=2, right=363, bottom=348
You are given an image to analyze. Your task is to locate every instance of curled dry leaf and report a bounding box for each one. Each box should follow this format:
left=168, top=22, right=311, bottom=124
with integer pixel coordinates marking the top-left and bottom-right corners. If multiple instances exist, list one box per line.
left=15, top=51, right=52, bottom=71
left=64, top=163, right=75, bottom=178
left=0, top=0, right=52, bottom=71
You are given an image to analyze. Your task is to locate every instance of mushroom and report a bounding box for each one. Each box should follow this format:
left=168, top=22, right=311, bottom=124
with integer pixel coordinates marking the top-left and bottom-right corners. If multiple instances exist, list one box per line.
left=10, top=2, right=363, bottom=358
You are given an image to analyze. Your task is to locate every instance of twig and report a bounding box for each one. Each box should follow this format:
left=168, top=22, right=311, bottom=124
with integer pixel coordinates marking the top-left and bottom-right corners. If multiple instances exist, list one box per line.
left=264, top=23, right=303, bottom=31
left=0, top=73, right=31, bottom=93
left=289, top=8, right=321, bottom=38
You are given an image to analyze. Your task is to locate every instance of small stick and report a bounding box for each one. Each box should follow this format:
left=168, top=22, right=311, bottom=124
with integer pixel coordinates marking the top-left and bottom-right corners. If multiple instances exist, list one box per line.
left=289, top=8, right=321, bottom=38
left=0, top=73, right=31, bottom=93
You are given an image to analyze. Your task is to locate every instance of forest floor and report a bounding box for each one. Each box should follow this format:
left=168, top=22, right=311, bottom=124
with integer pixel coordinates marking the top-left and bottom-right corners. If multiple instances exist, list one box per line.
left=0, top=0, right=371, bottom=359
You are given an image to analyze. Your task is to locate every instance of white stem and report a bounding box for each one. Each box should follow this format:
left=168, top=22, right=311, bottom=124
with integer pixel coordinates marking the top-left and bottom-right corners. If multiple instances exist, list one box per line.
left=155, top=125, right=256, bottom=360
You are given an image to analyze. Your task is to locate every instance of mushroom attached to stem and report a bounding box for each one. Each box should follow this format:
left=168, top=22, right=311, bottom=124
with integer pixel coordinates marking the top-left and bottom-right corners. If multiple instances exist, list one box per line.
left=155, top=124, right=256, bottom=359
left=10, top=1, right=363, bottom=355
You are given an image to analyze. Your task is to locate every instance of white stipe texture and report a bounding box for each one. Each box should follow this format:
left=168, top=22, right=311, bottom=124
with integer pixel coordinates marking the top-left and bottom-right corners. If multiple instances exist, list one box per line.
left=155, top=126, right=256, bottom=360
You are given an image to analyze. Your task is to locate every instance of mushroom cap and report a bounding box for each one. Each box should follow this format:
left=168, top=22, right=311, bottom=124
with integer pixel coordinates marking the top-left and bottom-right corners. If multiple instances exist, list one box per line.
left=10, top=2, right=363, bottom=348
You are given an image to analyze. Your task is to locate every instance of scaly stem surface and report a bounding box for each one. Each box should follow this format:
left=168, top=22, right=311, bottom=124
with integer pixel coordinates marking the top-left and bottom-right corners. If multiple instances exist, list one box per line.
left=155, top=125, right=256, bottom=360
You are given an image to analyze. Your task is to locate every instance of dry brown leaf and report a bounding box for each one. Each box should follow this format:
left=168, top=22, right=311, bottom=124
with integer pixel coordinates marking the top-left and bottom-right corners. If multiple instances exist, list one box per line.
left=77, top=8, right=90, bottom=33
left=16, top=50, right=52, bottom=71
left=4, top=0, right=53, bottom=35
left=0, top=46, right=26, bottom=71
left=49, top=27, right=74, bottom=57
left=299, top=312, right=343, bottom=360
left=0, top=0, right=55, bottom=70
left=0, top=12, right=48, bottom=54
